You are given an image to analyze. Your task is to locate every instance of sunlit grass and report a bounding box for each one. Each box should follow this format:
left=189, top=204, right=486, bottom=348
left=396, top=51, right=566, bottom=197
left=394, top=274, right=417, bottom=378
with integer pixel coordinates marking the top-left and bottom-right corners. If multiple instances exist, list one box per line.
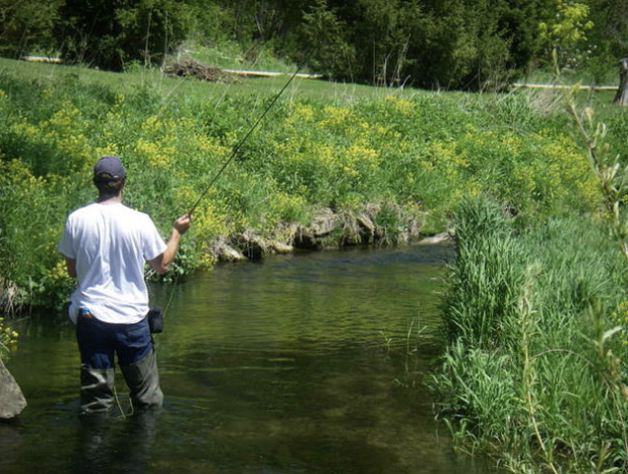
left=432, top=197, right=628, bottom=473
left=0, top=56, right=617, bottom=317
left=0, top=57, right=425, bottom=106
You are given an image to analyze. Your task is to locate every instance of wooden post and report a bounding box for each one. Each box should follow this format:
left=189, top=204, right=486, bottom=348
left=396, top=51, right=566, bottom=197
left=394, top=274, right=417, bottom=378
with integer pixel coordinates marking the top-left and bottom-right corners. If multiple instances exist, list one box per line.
left=614, top=58, right=628, bottom=105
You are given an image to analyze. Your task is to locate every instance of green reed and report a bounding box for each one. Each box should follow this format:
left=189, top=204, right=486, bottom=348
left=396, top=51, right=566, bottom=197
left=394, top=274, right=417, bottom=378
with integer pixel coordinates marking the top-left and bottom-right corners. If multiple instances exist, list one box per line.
left=432, top=196, right=628, bottom=473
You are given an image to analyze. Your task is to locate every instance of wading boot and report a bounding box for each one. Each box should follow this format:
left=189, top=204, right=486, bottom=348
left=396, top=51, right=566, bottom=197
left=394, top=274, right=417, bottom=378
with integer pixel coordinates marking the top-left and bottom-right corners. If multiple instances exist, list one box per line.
left=80, top=365, right=115, bottom=414
left=120, top=348, right=163, bottom=410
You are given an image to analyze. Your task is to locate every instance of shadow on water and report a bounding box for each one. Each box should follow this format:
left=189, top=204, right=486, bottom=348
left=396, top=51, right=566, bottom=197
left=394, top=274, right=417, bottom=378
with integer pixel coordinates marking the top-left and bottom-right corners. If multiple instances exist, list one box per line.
left=2, top=244, right=506, bottom=474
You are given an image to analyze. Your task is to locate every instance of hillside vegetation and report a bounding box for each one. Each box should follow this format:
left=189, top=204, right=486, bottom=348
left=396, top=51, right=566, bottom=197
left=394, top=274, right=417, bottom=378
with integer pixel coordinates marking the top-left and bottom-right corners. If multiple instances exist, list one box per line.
left=0, top=57, right=616, bottom=311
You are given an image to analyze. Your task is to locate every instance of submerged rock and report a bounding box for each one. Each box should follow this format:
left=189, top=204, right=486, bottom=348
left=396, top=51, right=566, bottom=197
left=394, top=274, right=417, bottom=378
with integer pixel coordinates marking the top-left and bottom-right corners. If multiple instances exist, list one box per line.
left=293, top=227, right=323, bottom=250
left=309, top=208, right=336, bottom=237
left=235, top=230, right=268, bottom=260
left=269, top=241, right=294, bottom=254
left=219, top=245, right=247, bottom=262
left=0, top=358, right=26, bottom=419
left=293, top=208, right=336, bottom=249
left=209, top=204, right=442, bottom=261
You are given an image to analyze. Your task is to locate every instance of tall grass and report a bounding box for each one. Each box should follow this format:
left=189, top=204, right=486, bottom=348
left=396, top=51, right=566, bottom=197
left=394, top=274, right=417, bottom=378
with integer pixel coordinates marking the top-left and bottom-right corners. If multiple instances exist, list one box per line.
left=432, top=197, right=628, bottom=473
left=440, top=198, right=525, bottom=350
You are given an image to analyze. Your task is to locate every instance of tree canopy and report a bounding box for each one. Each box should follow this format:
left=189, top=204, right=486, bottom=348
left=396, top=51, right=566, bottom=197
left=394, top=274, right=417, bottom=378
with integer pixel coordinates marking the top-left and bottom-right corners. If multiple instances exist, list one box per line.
left=3, top=0, right=626, bottom=90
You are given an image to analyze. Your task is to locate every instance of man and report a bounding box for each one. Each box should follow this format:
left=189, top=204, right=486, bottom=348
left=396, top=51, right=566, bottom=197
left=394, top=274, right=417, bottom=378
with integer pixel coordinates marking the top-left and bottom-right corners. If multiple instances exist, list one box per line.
left=58, top=156, right=191, bottom=414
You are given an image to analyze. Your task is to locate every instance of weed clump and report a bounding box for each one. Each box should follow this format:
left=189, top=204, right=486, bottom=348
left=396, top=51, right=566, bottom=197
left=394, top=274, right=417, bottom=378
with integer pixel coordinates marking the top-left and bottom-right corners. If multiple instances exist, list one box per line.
left=432, top=197, right=628, bottom=473
left=0, top=316, right=18, bottom=361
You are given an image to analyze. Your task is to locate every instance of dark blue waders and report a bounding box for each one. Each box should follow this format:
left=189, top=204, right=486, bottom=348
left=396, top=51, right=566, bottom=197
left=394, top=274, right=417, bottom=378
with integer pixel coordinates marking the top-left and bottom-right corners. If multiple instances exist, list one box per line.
left=76, top=309, right=163, bottom=414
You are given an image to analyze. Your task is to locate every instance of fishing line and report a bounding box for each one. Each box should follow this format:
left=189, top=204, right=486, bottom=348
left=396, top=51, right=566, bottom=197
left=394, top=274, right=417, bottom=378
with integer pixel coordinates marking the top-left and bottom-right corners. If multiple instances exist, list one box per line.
left=154, top=64, right=305, bottom=324
left=187, top=63, right=303, bottom=215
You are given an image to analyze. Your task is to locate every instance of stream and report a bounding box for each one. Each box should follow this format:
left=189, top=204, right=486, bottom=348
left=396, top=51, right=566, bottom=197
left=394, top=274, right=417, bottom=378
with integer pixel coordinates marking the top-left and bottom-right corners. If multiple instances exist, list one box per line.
left=1, top=243, right=503, bottom=474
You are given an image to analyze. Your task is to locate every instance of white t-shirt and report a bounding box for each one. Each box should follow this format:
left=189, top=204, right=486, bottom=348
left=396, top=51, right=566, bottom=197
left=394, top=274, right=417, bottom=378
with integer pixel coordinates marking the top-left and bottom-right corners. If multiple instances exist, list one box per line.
left=58, top=202, right=167, bottom=324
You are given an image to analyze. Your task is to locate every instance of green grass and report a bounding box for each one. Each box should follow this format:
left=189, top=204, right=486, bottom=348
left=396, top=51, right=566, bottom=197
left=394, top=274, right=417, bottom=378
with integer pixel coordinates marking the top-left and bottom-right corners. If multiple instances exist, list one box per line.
left=2, top=56, right=419, bottom=105
left=432, top=197, right=628, bottom=473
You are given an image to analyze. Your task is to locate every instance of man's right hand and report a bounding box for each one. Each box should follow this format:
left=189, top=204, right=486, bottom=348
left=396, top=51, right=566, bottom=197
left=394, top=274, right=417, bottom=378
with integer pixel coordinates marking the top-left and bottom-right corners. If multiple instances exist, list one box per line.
left=174, top=214, right=192, bottom=235
left=149, top=214, right=192, bottom=274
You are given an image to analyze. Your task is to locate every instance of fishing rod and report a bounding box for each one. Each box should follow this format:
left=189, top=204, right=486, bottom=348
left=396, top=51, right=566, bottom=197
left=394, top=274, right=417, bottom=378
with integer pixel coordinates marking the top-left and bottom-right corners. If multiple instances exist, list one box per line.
left=156, top=64, right=307, bottom=325
left=187, top=64, right=303, bottom=216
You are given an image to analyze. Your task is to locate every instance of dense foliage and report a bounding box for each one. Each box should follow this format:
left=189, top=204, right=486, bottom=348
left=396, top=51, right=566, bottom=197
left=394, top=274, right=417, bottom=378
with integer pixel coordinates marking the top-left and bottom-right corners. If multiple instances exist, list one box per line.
left=432, top=198, right=628, bottom=472
left=54, top=0, right=194, bottom=71
left=430, top=79, right=628, bottom=471
left=0, top=61, right=606, bottom=312
left=2, top=0, right=628, bottom=88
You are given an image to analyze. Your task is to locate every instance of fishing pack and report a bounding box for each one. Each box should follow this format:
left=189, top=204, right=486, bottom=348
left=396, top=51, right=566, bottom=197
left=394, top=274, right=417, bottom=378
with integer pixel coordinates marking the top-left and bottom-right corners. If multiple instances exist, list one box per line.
left=147, top=307, right=164, bottom=334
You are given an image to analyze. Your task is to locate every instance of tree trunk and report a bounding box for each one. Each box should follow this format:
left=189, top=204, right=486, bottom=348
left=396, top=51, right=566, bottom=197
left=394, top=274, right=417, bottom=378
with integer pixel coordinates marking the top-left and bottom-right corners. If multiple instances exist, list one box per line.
left=614, top=58, right=628, bottom=105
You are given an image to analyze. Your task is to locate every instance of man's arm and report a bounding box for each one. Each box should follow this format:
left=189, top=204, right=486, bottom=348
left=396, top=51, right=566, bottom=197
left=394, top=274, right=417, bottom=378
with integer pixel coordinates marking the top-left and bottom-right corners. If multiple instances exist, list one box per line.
left=149, top=214, right=191, bottom=274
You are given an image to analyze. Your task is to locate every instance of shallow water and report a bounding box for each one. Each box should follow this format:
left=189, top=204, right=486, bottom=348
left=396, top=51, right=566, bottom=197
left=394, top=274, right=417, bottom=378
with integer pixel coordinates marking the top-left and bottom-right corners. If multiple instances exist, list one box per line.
left=1, top=244, right=503, bottom=474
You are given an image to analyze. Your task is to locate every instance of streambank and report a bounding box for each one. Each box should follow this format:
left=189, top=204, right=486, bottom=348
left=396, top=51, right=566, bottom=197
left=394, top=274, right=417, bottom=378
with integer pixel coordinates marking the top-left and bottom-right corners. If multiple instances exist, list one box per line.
left=208, top=205, right=449, bottom=263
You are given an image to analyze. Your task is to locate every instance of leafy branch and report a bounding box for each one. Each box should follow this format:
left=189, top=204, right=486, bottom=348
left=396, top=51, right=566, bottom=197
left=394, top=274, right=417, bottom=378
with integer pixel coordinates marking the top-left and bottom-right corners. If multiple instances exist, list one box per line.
left=565, top=89, right=628, bottom=266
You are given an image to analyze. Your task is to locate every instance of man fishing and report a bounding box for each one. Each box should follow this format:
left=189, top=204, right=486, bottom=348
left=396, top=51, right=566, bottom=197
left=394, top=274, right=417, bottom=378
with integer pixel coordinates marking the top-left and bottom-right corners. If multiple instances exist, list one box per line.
left=58, top=156, right=191, bottom=415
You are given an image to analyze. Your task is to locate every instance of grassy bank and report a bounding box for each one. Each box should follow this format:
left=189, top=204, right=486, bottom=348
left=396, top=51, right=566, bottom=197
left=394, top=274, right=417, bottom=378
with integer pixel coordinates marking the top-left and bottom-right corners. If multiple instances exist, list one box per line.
left=429, top=76, right=628, bottom=472
left=431, top=197, right=628, bottom=473
left=0, top=57, right=614, bottom=314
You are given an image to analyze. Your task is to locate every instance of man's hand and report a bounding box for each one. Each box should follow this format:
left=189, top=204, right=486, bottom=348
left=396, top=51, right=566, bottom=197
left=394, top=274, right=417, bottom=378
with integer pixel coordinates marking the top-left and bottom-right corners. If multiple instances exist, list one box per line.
left=149, top=214, right=193, bottom=274
left=173, top=214, right=192, bottom=235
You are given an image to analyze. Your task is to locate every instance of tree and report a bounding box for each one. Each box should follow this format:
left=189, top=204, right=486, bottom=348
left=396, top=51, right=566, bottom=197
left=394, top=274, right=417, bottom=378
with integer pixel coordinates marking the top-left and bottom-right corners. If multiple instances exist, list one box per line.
left=396, top=0, right=538, bottom=90
left=538, top=0, right=594, bottom=71
left=613, top=57, right=628, bottom=105
left=605, top=0, right=628, bottom=58
left=55, top=0, right=193, bottom=71
left=350, top=0, right=406, bottom=86
left=0, top=0, right=63, bottom=58
left=299, top=0, right=356, bottom=80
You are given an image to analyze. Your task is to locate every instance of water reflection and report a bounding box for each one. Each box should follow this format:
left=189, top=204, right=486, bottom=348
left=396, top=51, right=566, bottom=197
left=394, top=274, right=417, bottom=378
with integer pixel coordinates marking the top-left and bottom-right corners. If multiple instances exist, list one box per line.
left=3, top=244, right=503, bottom=474
left=72, top=411, right=160, bottom=474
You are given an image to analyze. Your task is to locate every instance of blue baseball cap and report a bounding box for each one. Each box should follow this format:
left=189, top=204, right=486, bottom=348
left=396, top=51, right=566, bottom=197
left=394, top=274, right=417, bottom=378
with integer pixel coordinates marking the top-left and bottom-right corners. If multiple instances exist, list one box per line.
left=94, top=156, right=126, bottom=181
